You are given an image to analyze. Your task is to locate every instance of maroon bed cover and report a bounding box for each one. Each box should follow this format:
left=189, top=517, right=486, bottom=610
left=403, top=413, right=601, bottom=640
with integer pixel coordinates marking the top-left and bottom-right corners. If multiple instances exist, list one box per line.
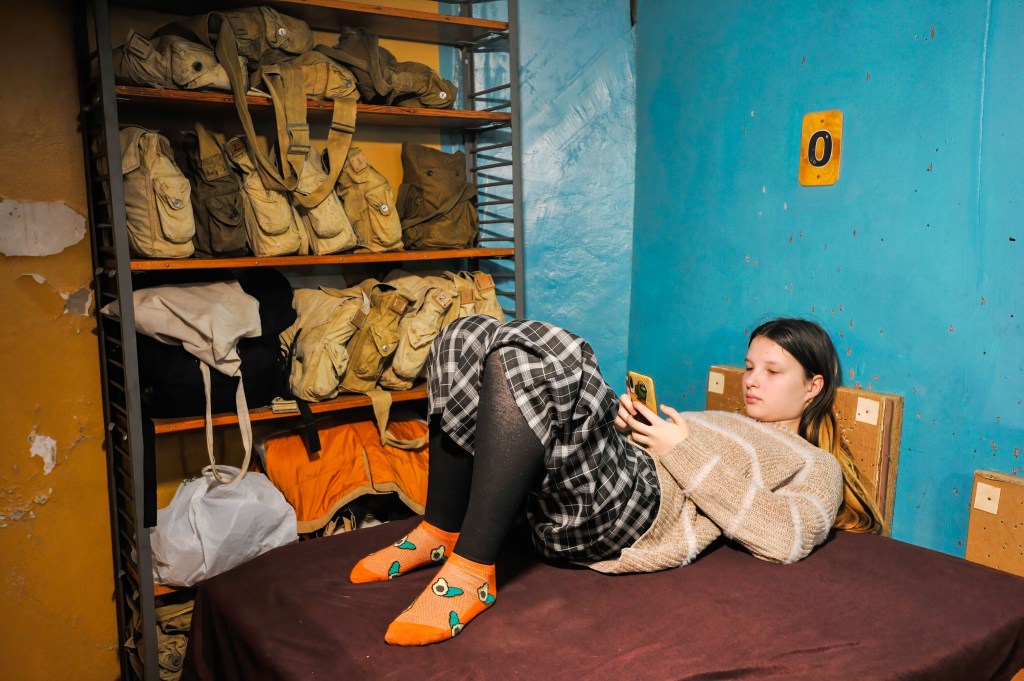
left=183, top=516, right=1024, bottom=681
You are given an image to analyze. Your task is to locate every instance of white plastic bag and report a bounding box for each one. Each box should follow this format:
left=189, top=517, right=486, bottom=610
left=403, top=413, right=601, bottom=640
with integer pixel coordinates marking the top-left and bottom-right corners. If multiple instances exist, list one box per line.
left=151, top=466, right=297, bottom=587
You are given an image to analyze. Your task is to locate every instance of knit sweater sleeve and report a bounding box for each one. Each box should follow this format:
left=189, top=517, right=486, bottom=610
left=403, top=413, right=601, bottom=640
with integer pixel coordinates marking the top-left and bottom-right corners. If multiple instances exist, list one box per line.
left=657, top=412, right=843, bottom=564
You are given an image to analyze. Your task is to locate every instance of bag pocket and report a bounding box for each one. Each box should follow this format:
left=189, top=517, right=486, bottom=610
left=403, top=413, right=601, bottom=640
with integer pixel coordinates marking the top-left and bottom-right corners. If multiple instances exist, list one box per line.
left=362, top=185, right=403, bottom=251
left=242, top=172, right=296, bottom=236
left=151, top=173, right=196, bottom=244
left=348, top=323, right=399, bottom=381
left=203, top=192, right=248, bottom=253
left=296, top=162, right=345, bottom=240
left=391, top=316, right=436, bottom=380
left=290, top=332, right=349, bottom=402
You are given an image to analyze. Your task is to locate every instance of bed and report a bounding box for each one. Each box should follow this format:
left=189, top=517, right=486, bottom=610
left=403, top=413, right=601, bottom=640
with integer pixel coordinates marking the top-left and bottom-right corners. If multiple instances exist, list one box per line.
left=183, top=368, right=1024, bottom=681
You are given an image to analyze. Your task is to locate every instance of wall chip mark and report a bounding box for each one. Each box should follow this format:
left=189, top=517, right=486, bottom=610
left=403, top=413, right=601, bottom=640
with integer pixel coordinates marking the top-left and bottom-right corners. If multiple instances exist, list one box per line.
left=949, top=325, right=955, bottom=333
left=28, top=430, right=57, bottom=475
left=931, top=26, right=935, bottom=39
left=866, top=72, right=871, bottom=82
left=18, top=274, right=94, bottom=317
left=0, top=199, right=86, bottom=256
left=981, top=296, right=986, bottom=305
left=927, top=163, right=933, bottom=172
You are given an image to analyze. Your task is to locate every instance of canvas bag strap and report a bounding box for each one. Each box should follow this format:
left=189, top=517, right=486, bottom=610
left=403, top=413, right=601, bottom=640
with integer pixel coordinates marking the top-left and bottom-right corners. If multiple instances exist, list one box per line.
left=261, top=61, right=358, bottom=209
left=213, top=14, right=298, bottom=195
left=194, top=122, right=230, bottom=182
left=200, top=363, right=253, bottom=484
left=367, top=388, right=428, bottom=450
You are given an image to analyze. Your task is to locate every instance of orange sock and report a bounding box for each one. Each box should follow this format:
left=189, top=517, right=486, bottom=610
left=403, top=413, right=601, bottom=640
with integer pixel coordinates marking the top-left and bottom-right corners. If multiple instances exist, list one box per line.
left=349, top=521, right=458, bottom=584
left=384, top=553, right=497, bottom=646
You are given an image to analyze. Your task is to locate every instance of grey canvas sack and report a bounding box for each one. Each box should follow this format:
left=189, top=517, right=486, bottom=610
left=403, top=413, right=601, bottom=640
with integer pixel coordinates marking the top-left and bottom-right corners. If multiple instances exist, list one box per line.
left=120, top=125, right=196, bottom=259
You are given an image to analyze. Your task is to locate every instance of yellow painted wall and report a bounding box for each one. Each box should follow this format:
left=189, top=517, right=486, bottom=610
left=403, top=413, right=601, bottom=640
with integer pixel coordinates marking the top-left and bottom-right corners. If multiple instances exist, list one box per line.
left=0, top=1, right=444, bottom=679
left=0, top=1, right=120, bottom=680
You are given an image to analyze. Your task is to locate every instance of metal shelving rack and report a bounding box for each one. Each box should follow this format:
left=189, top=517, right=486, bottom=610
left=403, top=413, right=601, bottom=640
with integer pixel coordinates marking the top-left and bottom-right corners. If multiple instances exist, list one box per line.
left=75, top=1, right=521, bottom=677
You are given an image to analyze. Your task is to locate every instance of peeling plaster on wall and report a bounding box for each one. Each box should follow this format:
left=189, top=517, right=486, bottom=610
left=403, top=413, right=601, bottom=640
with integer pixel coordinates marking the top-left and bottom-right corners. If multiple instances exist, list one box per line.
left=17, top=273, right=94, bottom=317
left=0, top=198, right=86, bottom=256
left=28, top=430, right=57, bottom=475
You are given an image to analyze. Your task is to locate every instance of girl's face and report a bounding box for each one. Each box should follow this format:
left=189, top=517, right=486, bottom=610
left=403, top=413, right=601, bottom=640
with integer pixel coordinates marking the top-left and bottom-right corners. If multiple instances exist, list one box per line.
left=743, top=336, right=823, bottom=432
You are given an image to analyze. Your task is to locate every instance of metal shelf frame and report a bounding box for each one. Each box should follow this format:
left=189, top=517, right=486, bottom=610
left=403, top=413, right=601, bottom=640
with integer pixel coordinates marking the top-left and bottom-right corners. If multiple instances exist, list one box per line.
left=75, top=1, right=522, bottom=678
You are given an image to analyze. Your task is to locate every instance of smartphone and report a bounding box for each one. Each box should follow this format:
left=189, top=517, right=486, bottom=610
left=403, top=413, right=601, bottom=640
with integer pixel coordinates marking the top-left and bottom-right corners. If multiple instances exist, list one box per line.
left=626, top=371, right=658, bottom=425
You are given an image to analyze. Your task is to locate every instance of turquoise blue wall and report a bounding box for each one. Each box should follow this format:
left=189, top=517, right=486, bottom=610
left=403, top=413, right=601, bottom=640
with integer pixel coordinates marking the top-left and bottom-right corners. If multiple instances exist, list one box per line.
left=516, top=2, right=637, bottom=387
left=630, top=0, right=1024, bottom=556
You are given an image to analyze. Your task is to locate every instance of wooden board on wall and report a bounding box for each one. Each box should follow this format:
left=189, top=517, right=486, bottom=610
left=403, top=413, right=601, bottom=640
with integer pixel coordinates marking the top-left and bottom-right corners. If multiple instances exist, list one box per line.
left=966, top=471, right=1024, bottom=579
left=704, top=365, right=903, bottom=533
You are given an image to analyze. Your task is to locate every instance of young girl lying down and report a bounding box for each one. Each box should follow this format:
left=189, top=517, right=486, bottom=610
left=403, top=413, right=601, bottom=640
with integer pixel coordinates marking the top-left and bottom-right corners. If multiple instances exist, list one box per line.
left=348, top=316, right=882, bottom=645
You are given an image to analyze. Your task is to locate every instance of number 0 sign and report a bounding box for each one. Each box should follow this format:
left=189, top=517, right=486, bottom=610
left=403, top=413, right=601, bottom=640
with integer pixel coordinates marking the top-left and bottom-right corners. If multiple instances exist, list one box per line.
left=799, top=110, right=843, bottom=186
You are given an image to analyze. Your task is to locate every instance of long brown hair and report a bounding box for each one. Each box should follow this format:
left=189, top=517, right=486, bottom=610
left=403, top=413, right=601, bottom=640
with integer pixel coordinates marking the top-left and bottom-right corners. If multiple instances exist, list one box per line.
left=749, top=318, right=883, bottom=534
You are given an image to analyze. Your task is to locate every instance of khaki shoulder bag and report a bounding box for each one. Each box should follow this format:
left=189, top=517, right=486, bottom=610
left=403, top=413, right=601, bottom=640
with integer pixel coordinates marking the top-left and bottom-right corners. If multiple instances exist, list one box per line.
left=397, top=143, right=478, bottom=250
left=445, top=271, right=505, bottom=322
left=281, top=283, right=371, bottom=402
left=224, top=136, right=303, bottom=257
left=379, top=272, right=459, bottom=391
left=120, top=125, right=195, bottom=259
left=178, top=123, right=249, bottom=258
left=334, top=147, right=403, bottom=253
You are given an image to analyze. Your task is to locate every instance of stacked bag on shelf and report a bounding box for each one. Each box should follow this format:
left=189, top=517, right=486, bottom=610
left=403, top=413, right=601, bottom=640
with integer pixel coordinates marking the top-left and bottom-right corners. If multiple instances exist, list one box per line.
left=280, top=268, right=504, bottom=449
left=112, top=6, right=479, bottom=260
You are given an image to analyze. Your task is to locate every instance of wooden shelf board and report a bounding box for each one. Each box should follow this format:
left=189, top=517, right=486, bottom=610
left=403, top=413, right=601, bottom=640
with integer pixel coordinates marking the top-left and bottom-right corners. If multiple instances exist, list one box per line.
left=153, top=384, right=429, bottom=433
left=109, top=0, right=508, bottom=44
left=129, top=247, right=515, bottom=271
left=114, top=86, right=511, bottom=128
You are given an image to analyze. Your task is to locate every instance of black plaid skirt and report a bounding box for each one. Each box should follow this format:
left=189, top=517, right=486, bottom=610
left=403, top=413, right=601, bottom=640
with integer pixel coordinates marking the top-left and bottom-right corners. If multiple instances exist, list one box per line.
left=426, top=315, right=660, bottom=563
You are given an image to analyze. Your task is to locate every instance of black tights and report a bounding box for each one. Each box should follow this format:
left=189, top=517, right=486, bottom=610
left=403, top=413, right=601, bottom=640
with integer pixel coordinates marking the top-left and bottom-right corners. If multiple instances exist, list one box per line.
left=423, top=352, right=545, bottom=565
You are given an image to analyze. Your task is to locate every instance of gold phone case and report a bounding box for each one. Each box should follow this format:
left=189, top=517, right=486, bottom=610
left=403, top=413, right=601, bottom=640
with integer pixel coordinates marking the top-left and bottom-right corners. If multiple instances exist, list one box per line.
left=626, top=371, right=658, bottom=413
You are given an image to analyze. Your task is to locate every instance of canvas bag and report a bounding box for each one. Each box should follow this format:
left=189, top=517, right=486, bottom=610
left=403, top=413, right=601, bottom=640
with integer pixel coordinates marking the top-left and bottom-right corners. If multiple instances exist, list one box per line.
left=136, top=268, right=295, bottom=417
left=158, top=9, right=358, bottom=211
left=339, top=281, right=412, bottom=394
left=339, top=282, right=427, bottom=450
left=279, top=282, right=372, bottom=402
left=445, top=271, right=506, bottom=322
left=294, top=147, right=360, bottom=255
left=316, top=27, right=457, bottom=108
left=103, top=280, right=261, bottom=484
left=224, top=135, right=304, bottom=257
left=120, top=126, right=196, bottom=258
left=379, top=271, right=459, bottom=390
left=177, top=122, right=249, bottom=258
left=397, top=143, right=478, bottom=250
left=333, top=147, right=403, bottom=252
left=113, top=29, right=243, bottom=91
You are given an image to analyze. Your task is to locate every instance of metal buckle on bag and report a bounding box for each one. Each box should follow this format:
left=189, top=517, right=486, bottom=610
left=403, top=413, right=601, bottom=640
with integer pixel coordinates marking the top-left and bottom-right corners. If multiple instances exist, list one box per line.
left=388, top=296, right=408, bottom=315
left=352, top=309, right=367, bottom=328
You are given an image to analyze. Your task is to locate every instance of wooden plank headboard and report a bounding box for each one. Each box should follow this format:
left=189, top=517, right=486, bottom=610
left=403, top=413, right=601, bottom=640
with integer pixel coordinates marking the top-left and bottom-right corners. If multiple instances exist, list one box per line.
left=704, top=365, right=903, bottom=534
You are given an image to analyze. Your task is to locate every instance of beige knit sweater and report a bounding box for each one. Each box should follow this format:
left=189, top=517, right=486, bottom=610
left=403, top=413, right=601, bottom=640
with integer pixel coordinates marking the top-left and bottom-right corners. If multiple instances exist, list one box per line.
left=589, top=411, right=844, bottom=574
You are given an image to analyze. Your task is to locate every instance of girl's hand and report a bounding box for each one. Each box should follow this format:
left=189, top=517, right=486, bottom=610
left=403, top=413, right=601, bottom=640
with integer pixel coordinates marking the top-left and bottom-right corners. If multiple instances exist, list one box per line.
left=625, top=402, right=691, bottom=457
left=615, top=393, right=637, bottom=434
